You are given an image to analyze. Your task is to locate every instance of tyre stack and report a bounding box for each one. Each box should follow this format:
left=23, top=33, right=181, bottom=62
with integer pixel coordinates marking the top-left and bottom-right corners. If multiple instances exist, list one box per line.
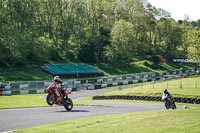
left=93, top=95, right=200, bottom=104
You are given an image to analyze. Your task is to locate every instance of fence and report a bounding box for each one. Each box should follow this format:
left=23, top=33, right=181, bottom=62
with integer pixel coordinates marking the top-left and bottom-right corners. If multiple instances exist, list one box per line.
left=0, top=68, right=199, bottom=96
left=133, top=77, right=200, bottom=90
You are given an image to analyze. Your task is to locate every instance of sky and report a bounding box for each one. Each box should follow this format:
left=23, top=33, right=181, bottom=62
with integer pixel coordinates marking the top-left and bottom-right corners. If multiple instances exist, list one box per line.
left=147, top=0, right=200, bottom=21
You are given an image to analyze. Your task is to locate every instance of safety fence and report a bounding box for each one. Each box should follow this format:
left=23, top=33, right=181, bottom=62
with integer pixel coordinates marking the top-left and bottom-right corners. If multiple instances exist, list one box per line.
left=0, top=68, right=199, bottom=96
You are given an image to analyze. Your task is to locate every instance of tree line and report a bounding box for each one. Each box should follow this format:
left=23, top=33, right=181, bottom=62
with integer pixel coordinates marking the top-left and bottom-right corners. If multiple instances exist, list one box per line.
left=0, top=0, right=200, bottom=66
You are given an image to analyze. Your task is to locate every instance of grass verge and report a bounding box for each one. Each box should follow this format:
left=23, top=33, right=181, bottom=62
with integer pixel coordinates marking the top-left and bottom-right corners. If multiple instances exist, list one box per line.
left=17, top=107, right=200, bottom=133
left=0, top=94, right=48, bottom=109
left=0, top=94, right=102, bottom=109
left=104, top=77, right=200, bottom=98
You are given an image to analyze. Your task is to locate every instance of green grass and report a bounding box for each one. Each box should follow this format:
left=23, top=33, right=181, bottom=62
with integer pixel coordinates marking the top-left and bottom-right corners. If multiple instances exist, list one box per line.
left=98, top=62, right=152, bottom=75
left=0, top=77, right=200, bottom=109
left=0, top=94, right=98, bottom=109
left=0, top=94, right=48, bottom=109
left=1, top=77, right=200, bottom=132
left=100, top=62, right=198, bottom=76
left=17, top=107, right=200, bottom=133
left=104, top=77, right=200, bottom=98
left=0, top=71, right=53, bottom=81
left=0, top=94, right=161, bottom=109
left=0, top=62, right=198, bottom=81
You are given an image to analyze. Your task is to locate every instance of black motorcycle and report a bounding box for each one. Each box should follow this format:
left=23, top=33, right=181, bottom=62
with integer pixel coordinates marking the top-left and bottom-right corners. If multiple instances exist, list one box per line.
left=162, top=94, right=176, bottom=109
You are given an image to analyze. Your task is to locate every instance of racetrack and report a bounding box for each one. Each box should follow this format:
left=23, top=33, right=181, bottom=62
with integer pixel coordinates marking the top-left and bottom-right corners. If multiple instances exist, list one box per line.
left=0, top=88, right=180, bottom=132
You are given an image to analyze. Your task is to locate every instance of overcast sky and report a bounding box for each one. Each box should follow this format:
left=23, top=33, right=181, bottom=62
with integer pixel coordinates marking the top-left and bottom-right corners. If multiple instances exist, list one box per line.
left=147, top=0, right=200, bottom=21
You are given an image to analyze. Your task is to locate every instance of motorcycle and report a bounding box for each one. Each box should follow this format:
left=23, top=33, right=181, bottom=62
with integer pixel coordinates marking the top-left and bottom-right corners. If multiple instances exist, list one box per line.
left=162, top=94, right=176, bottom=109
left=46, top=83, right=73, bottom=111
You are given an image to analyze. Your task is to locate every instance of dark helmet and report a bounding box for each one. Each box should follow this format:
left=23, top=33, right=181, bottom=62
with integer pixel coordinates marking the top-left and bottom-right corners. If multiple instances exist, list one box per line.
left=164, top=89, right=168, bottom=93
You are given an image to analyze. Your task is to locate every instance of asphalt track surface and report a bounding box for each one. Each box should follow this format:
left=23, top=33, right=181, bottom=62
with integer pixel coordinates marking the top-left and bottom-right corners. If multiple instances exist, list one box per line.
left=0, top=88, right=181, bottom=132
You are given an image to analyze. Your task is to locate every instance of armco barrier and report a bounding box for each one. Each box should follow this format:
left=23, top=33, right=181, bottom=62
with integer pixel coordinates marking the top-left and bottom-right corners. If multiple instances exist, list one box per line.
left=0, top=67, right=199, bottom=96
left=93, top=95, right=200, bottom=104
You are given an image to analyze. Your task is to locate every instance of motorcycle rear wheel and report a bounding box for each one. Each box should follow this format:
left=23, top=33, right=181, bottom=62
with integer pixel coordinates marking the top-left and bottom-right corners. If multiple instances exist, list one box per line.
left=172, top=102, right=176, bottom=109
left=64, top=98, right=73, bottom=111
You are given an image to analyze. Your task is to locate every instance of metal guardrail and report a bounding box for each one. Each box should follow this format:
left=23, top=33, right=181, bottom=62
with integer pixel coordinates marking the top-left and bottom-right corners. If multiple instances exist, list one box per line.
left=0, top=68, right=199, bottom=96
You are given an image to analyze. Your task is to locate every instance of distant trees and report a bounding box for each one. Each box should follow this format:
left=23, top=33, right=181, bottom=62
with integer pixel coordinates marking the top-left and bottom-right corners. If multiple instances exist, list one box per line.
left=105, top=19, right=136, bottom=64
left=156, top=18, right=183, bottom=57
left=0, top=0, right=199, bottom=66
left=187, top=29, right=200, bottom=62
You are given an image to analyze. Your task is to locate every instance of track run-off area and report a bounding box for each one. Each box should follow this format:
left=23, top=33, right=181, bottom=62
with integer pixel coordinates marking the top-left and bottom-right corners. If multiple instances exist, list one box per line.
left=0, top=88, right=182, bottom=132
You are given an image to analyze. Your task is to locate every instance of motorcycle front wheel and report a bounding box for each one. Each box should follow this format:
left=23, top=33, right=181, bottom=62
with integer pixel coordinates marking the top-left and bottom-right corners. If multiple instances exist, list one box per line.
left=64, top=98, right=73, bottom=111
left=165, top=100, right=170, bottom=109
left=46, top=93, right=56, bottom=106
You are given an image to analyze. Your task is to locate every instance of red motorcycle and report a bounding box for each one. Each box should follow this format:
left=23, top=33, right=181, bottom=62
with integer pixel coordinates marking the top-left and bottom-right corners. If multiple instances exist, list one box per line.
left=46, top=83, right=73, bottom=111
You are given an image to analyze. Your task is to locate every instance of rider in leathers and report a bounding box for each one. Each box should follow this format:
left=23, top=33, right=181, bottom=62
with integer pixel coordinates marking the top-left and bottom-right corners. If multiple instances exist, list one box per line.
left=163, top=89, right=173, bottom=101
left=48, top=76, right=64, bottom=103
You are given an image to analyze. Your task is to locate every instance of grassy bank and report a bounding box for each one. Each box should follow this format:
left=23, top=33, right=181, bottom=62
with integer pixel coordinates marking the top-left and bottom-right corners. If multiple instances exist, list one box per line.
left=104, top=77, right=200, bottom=98
left=0, top=62, right=198, bottom=81
left=17, top=107, right=200, bottom=133
left=0, top=94, right=48, bottom=109
left=0, top=70, right=53, bottom=81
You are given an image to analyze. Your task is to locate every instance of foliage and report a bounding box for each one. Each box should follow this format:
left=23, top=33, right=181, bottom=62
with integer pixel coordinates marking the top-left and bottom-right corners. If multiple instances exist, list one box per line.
left=0, top=0, right=200, bottom=66
left=105, top=19, right=136, bottom=64
left=187, top=29, right=200, bottom=63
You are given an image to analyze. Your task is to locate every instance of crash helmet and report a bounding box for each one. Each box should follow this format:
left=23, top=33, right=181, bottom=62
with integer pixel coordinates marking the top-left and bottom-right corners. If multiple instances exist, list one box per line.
left=53, top=76, right=61, bottom=82
left=163, top=89, right=168, bottom=93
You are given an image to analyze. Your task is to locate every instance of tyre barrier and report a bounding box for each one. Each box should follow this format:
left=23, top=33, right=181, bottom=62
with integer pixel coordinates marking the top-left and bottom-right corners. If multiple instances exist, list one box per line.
left=92, top=95, right=200, bottom=104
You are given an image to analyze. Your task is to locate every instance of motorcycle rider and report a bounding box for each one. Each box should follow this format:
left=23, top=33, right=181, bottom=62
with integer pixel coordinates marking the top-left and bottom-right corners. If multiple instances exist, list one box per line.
left=53, top=75, right=64, bottom=88
left=48, top=76, right=64, bottom=103
left=163, top=89, right=173, bottom=101
left=162, top=88, right=176, bottom=109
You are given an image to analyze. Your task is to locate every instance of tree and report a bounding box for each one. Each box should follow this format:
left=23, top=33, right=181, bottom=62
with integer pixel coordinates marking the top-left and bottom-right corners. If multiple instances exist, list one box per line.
left=156, top=18, right=183, bottom=58
left=187, top=29, right=200, bottom=63
left=104, top=19, right=137, bottom=64
left=0, top=0, right=198, bottom=66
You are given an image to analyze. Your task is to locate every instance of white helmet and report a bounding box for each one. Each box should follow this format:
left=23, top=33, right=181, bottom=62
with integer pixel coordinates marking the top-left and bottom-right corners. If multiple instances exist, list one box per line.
left=53, top=76, right=60, bottom=82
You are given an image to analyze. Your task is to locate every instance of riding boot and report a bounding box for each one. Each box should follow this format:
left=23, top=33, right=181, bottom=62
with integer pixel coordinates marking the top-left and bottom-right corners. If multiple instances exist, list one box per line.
left=61, top=96, right=68, bottom=105
left=56, top=96, right=61, bottom=104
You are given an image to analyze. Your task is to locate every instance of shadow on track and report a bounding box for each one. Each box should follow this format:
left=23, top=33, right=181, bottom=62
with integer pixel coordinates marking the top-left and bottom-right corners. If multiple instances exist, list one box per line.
left=55, top=110, right=90, bottom=113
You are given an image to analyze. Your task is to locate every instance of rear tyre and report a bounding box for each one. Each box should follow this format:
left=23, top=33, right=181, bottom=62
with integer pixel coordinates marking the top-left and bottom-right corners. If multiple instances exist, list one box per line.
left=172, top=102, right=176, bottom=109
left=64, top=98, right=73, bottom=111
